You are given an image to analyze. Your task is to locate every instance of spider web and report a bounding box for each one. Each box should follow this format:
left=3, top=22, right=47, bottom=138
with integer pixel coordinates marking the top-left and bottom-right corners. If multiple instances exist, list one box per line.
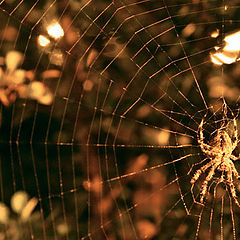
left=0, top=0, right=240, bottom=239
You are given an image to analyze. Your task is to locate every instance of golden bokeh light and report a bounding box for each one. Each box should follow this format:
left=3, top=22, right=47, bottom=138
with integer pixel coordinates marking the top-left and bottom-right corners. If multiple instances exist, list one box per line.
left=47, top=22, right=64, bottom=39
left=224, top=31, right=240, bottom=52
left=210, top=30, right=240, bottom=65
left=210, top=52, right=235, bottom=65
left=211, top=29, right=219, bottom=38
left=38, top=35, right=50, bottom=47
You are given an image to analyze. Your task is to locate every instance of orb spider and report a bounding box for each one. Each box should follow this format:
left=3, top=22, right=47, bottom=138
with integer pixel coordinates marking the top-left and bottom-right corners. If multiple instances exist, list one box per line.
left=190, top=111, right=240, bottom=206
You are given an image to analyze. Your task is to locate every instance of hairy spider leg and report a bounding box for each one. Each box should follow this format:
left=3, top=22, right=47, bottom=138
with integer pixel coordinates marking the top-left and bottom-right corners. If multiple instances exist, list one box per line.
left=187, top=157, right=209, bottom=176
left=190, top=160, right=215, bottom=184
left=198, top=119, right=214, bottom=154
left=225, top=101, right=238, bottom=149
left=231, top=155, right=238, bottom=161
left=229, top=117, right=240, bottom=161
left=200, top=163, right=219, bottom=203
left=198, top=119, right=221, bottom=156
left=232, top=117, right=238, bottom=150
left=229, top=160, right=240, bottom=179
left=226, top=167, right=240, bottom=208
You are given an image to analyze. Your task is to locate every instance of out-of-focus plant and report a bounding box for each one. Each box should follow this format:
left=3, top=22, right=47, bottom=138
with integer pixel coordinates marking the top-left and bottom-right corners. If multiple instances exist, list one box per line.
left=0, top=51, right=53, bottom=106
left=0, top=191, right=38, bottom=239
left=0, top=191, right=70, bottom=240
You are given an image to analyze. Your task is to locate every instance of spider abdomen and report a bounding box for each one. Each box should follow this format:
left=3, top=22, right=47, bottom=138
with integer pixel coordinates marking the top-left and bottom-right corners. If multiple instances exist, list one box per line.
left=212, top=130, right=233, bottom=152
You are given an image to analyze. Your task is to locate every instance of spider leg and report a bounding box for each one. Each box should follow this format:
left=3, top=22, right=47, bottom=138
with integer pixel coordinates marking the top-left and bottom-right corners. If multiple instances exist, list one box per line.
left=224, top=101, right=238, bottom=151
left=229, top=160, right=240, bottom=179
left=200, top=163, right=218, bottom=203
left=231, top=155, right=238, bottom=161
left=231, top=151, right=240, bottom=163
left=187, top=157, right=208, bottom=176
left=199, top=143, right=218, bottom=156
left=198, top=119, right=222, bottom=157
left=198, top=119, right=216, bottom=156
left=190, top=160, right=215, bottom=185
left=226, top=167, right=240, bottom=208
left=232, top=117, right=238, bottom=150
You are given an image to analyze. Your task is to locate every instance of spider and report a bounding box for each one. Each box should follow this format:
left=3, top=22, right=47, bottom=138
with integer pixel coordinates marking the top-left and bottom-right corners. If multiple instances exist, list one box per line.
left=190, top=112, right=240, bottom=207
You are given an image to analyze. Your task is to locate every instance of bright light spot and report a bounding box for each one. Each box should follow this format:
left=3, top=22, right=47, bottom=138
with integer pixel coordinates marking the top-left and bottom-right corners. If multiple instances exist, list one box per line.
left=211, top=29, right=219, bottom=38
left=38, top=35, right=50, bottom=47
left=224, top=31, right=240, bottom=51
left=210, top=52, right=237, bottom=65
left=11, top=191, right=29, bottom=214
left=47, top=22, right=64, bottom=39
left=5, top=51, right=23, bottom=72
left=210, top=30, right=240, bottom=65
left=29, top=81, right=53, bottom=105
left=38, top=91, right=53, bottom=105
left=210, top=54, right=223, bottom=65
left=30, top=81, right=45, bottom=97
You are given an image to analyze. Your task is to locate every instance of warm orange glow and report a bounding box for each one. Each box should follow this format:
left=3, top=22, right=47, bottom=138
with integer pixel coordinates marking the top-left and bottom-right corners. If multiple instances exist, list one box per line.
left=83, top=79, right=94, bottom=91
left=224, top=31, right=240, bottom=52
left=210, top=30, right=240, bottom=65
left=21, top=198, right=38, bottom=221
left=182, top=23, right=196, bottom=37
left=157, top=129, right=170, bottom=145
left=210, top=51, right=239, bottom=65
left=47, top=22, right=64, bottom=39
left=38, top=35, right=50, bottom=47
left=211, top=29, right=219, bottom=38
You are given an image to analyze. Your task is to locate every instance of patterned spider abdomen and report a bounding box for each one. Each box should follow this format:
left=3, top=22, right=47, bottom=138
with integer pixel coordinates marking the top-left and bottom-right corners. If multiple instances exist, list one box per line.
left=211, top=130, right=233, bottom=153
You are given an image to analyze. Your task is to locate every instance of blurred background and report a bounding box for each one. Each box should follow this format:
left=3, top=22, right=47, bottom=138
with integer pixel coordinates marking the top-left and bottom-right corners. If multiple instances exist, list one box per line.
left=0, top=0, right=240, bottom=239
